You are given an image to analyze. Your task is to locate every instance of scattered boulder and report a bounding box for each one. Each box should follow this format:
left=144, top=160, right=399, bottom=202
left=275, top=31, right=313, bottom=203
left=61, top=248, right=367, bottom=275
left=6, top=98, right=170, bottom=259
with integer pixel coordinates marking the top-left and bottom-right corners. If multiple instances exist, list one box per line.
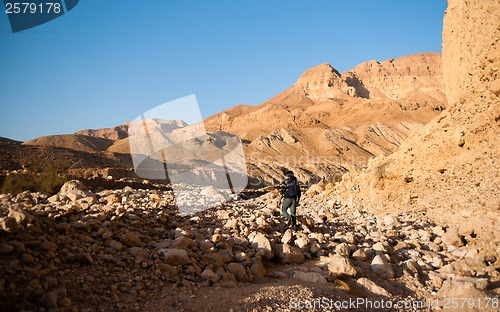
left=160, top=249, right=190, bottom=266
left=248, top=232, right=273, bottom=260
left=371, top=254, right=394, bottom=279
left=326, top=254, right=357, bottom=277
left=274, top=244, right=305, bottom=264
left=57, top=180, right=96, bottom=202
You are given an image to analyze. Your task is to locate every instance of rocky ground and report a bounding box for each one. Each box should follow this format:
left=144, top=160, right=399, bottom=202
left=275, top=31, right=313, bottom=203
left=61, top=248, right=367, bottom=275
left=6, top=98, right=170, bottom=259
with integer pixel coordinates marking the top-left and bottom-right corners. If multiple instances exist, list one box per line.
left=0, top=180, right=498, bottom=311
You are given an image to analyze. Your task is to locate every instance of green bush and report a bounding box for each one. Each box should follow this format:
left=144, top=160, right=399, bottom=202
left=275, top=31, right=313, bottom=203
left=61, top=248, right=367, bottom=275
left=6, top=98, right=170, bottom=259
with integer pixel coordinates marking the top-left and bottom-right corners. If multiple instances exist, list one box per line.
left=0, top=164, right=77, bottom=195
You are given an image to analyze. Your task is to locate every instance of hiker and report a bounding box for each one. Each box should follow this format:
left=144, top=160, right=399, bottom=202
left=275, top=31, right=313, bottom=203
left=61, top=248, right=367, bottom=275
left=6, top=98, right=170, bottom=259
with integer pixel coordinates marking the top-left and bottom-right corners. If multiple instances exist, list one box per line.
left=278, top=170, right=301, bottom=230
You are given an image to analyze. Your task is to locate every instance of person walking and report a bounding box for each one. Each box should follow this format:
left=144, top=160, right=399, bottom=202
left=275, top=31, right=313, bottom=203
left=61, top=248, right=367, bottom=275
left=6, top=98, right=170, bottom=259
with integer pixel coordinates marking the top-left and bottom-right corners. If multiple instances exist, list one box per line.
left=278, top=170, right=301, bottom=230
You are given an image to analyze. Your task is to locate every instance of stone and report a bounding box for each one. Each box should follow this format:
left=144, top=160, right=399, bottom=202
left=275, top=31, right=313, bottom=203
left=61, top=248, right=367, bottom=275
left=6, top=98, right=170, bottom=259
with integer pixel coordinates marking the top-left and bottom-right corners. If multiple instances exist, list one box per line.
left=199, top=240, right=214, bottom=253
left=106, top=193, right=121, bottom=204
left=309, top=241, right=322, bottom=255
left=383, top=215, right=400, bottom=227
left=371, top=255, right=394, bottom=279
left=201, top=268, right=219, bottom=283
left=0, top=217, right=18, bottom=233
left=121, top=231, right=142, bottom=247
left=306, top=183, right=324, bottom=196
left=248, top=232, right=273, bottom=260
left=441, top=227, right=463, bottom=247
left=211, top=233, right=223, bottom=243
left=224, top=218, right=239, bottom=229
left=203, top=252, right=227, bottom=269
left=352, top=249, right=367, bottom=261
left=130, top=247, right=149, bottom=258
left=281, top=229, right=293, bottom=245
left=326, top=254, right=357, bottom=277
left=274, top=244, right=305, bottom=264
left=295, top=236, right=310, bottom=251
left=40, top=290, right=58, bottom=309
left=227, top=263, right=249, bottom=282
left=405, top=260, right=420, bottom=274
left=234, top=252, right=249, bottom=262
left=219, top=248, right=235, bottom=262
left=372, top=242, right=392, bottom=254
left=58, top=180, right=96, bottom=202
left=149, top=193, right=161, bottom=201
left=429, top=256, right=444, bottom=269
left=172, top=237, right=194, bottom=250
left=458, top=222, right=475, bottom=236
left=105, top=239, right=123, bottom=251
left=160, top=248, right=190, bottom=266
left=335, top=242, right=350, bottom=257
left=8, top=209, right=31, bottom=225
left=293, top=271, right=327, bottom=284
left=356, top=278, right=391, bottom=297
left=250, top=257, right=267, bottom=281
left=0, top=243, right=15, bottom=254
left=40, top=241, right=57, bottom=251
left=75, top=253, right=93, bottom=265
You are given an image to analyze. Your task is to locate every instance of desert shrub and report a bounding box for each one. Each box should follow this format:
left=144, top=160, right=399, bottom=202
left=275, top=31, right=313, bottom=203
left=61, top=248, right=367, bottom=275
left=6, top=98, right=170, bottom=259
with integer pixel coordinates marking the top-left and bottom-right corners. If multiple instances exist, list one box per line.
left=0, top=164, right=77, bottom=195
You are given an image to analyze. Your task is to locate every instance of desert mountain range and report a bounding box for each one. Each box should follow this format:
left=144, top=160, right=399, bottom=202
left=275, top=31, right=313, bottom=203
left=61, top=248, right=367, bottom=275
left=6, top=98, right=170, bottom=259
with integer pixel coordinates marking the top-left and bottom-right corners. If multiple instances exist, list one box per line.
left=15, top=52, right=447, bottom=186
left=0, top=0, right=499, bottom=310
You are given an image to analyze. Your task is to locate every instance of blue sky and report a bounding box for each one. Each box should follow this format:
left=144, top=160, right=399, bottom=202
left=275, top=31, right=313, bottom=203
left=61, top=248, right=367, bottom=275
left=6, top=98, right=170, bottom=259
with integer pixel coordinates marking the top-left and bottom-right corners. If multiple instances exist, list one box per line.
left=0, top=0, right=447, bottom=141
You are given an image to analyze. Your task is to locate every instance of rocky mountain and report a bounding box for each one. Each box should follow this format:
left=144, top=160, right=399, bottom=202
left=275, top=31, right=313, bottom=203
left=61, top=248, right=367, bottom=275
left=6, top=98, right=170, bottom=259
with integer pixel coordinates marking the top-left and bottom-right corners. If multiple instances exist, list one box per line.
left=205, top=52, right=446, bottom=184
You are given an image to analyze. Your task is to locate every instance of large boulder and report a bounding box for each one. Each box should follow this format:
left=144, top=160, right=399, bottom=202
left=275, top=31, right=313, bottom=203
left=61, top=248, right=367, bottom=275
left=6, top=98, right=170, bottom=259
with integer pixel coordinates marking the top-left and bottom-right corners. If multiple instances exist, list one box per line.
left=56, top=180, right=96, bottom=202
left=325, top=254, right=357, bottom=277
left=274, top=243, right=305, bottom=264
left=248, top=231, right=273, bottom=260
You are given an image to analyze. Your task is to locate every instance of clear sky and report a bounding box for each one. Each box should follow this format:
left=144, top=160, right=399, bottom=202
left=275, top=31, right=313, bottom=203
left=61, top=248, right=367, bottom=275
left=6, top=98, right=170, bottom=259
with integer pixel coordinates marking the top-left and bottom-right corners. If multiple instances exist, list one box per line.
left=0, top=0, right=447, bottom=141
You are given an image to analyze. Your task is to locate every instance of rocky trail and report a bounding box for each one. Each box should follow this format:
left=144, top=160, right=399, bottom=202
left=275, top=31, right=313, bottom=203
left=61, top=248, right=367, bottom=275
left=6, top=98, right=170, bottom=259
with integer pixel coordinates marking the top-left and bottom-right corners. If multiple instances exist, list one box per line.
left=1, top=180, right=498, bottom=311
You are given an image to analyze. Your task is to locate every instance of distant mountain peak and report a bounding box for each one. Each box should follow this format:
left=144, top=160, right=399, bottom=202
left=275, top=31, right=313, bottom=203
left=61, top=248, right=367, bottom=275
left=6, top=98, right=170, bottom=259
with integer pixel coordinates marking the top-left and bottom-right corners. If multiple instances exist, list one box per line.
left=291, top=62, right=355, bottom=102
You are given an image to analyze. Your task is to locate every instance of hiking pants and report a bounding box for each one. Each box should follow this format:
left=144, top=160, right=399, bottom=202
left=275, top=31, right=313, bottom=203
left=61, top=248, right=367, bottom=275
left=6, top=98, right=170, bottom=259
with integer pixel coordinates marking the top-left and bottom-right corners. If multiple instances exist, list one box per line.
left=282, top=197, right=297, bottom=226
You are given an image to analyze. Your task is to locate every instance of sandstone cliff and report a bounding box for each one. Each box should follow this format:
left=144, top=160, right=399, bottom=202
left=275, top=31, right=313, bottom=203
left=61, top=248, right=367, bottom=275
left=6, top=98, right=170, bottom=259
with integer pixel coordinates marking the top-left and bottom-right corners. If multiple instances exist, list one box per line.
left=335, top=0, right=499, bottom=255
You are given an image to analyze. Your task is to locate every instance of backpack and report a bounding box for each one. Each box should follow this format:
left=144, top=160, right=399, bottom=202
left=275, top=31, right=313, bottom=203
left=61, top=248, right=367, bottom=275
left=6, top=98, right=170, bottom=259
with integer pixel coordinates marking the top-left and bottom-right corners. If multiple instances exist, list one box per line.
left=281, top=176, right=299, bottom=198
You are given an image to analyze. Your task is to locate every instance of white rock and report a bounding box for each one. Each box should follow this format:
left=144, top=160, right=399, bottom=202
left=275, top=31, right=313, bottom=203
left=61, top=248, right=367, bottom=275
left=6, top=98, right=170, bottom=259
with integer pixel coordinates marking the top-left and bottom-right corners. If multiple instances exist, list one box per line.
left=248, top=232, right=273, bottom=260
left=326, top=254, right=357, bottom=277
left=371, top=254, right=394, bottom=279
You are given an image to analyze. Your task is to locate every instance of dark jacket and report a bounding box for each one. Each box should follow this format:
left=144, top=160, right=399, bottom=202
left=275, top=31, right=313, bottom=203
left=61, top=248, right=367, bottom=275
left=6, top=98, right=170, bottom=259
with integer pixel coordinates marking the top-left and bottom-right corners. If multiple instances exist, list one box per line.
left=280, top=176, right=301, bottom=201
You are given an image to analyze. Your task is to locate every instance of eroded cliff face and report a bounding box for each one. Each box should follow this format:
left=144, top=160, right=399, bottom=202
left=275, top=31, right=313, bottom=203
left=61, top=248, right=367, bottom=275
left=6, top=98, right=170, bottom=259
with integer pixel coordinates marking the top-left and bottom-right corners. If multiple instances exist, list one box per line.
left=442, top=0, right=500, bottom=103
left=345, top=53, right=446, bottom=104
left=337, top=0, right=500, bottom=254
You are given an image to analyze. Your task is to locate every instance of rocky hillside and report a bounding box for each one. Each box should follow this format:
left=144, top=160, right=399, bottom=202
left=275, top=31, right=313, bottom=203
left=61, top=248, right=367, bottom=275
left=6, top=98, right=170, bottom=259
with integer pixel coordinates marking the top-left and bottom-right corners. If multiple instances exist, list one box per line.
left=23, top=134, right=114, bottom=153
left=330, top=0, right=499, bottom=270
left=76, top=124, right=130, bottom=141
left=204, top=53, right=446, bottom=184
